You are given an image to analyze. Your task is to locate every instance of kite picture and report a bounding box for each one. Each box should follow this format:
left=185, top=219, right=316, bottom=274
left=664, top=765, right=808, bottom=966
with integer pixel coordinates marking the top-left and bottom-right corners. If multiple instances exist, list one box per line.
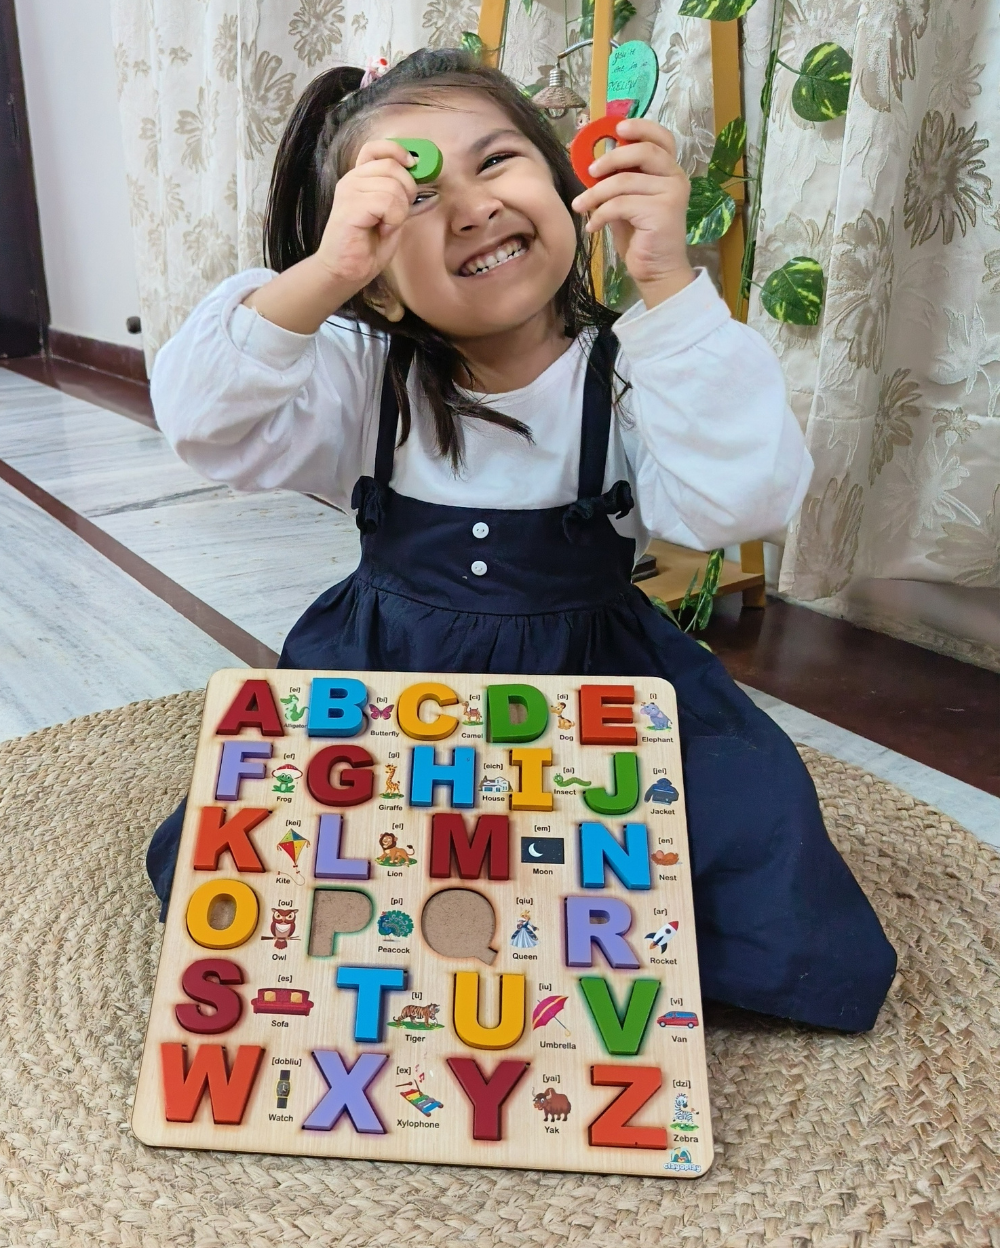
left=277, top=829, right=310, bottom=884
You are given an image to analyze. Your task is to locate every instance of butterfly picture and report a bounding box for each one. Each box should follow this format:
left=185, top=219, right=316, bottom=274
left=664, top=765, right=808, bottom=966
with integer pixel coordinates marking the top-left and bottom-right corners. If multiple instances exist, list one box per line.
left=369, top=705, right=395, bottom=720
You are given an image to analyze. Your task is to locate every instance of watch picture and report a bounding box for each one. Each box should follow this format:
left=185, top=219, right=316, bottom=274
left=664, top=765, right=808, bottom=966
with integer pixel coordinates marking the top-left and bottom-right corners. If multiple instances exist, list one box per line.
left=276, top=1070, right=291, bottom=1110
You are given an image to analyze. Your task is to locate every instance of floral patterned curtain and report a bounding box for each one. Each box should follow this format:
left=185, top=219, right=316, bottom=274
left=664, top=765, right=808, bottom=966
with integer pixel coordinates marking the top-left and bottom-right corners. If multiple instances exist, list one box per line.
left=742, top=0, right=999, bottom=664
left=111, top=0, right=998, bottom=664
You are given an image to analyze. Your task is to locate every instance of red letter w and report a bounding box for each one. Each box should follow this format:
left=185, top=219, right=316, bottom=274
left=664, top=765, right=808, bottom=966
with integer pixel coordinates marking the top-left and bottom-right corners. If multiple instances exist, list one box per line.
left=160, top=1043, right=264, bottom=1124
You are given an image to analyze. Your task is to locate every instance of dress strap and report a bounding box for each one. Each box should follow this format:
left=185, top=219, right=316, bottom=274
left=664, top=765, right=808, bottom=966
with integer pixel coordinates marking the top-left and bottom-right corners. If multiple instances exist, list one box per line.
left=577, top=325, right=619, bottom=500
left=374, top=336, right=416, bottom=487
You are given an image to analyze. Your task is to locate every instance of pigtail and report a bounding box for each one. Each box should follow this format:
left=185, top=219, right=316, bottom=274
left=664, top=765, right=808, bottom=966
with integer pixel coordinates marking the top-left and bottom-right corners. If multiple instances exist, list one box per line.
left=263, top=65, right=363, bottom=272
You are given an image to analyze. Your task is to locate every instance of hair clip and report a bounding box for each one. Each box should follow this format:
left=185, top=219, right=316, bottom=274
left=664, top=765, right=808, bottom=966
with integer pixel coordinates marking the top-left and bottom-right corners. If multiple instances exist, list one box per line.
left=360, top=56, right=390, bottom=88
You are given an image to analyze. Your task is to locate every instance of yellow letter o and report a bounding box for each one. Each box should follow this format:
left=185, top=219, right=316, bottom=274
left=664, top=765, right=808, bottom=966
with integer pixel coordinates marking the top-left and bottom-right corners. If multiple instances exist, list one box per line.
left=185, top=878, right=260, bottom=949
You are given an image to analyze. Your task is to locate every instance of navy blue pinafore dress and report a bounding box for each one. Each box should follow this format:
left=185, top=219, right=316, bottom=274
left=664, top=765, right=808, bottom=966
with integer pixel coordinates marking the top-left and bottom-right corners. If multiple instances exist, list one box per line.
left=148, top=329, right=896, bottom=1032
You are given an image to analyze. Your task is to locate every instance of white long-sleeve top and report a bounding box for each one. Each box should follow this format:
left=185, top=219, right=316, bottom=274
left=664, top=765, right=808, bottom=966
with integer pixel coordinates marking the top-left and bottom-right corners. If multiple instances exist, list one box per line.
left=151, top=267, right=812, bottom=553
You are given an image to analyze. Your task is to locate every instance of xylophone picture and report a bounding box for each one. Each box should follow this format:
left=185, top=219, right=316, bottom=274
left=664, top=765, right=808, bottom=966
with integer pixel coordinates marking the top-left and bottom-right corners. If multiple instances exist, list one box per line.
left=132, top=669, right=713, bottom=1178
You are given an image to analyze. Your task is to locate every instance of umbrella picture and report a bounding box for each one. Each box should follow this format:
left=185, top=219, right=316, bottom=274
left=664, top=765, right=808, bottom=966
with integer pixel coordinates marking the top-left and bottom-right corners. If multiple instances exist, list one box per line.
left=531, top=994, right=571, bottom=1035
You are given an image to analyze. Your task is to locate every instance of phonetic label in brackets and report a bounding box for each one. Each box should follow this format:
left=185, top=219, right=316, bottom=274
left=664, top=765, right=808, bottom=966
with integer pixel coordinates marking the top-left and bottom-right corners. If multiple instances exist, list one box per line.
left=606, top=41, right=659, bottom=118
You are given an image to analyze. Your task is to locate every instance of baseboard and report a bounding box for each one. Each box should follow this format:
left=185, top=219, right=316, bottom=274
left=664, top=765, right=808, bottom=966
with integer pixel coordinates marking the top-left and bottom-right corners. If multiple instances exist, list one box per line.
left=47, top=328, right=147, bottom=384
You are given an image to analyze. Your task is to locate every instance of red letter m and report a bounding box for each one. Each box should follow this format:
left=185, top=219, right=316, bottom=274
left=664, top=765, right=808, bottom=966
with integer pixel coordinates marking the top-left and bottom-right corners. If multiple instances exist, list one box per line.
left=430, top=814, right=509, bottom=880
left=160, top=1043, right=264, bottom=1124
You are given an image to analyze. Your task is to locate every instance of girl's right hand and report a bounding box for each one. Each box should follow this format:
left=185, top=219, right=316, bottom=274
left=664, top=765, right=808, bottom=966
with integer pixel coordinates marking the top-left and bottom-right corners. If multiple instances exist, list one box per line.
left=314, top=140, right=420, bottom=294
left=244, top=140, right=417, bottom=334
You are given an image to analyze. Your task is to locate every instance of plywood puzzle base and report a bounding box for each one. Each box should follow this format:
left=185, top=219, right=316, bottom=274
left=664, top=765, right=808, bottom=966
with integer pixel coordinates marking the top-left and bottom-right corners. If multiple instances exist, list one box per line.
left=133, top=670, right=713, bottom=1178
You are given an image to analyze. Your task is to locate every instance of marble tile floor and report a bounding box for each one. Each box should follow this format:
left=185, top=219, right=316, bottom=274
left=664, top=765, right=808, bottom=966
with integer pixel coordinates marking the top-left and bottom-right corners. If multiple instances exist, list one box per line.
left=1, top=367, right=996, bottom=850
left=0, top=369, right=362, bottom=653
left=0, top=476, right=240, bottom=739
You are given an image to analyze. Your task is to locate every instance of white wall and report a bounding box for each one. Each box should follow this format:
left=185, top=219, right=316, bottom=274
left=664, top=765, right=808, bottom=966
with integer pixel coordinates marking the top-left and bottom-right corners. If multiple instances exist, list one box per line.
left=14, top=0, right=141, bottom=347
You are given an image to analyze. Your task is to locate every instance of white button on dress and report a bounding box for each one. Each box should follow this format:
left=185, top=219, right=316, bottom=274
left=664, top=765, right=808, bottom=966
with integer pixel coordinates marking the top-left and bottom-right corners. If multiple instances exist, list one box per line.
left=472, top=522, right=489, bottom=539
left=471, top=560, right=488, bottom=577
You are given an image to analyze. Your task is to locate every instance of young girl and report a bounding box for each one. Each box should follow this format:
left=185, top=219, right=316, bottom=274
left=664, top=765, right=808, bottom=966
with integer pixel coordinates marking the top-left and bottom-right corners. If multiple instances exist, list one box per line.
left=148, top=49, right=895, bottom=1032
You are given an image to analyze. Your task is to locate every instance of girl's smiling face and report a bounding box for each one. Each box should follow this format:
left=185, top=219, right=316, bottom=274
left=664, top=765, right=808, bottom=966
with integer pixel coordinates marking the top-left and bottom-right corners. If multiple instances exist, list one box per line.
left=361, top=92, right=579, bottom=341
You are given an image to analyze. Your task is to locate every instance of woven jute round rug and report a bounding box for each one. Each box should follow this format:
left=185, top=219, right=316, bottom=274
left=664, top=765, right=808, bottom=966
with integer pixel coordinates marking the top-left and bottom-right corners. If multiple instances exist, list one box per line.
left=0, top=691, right=997, bottom=1246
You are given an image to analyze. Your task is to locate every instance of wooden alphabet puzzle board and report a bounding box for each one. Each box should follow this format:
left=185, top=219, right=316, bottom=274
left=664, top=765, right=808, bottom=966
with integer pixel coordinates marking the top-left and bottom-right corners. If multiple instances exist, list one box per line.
left=133, top=670, right=713, bottom=1178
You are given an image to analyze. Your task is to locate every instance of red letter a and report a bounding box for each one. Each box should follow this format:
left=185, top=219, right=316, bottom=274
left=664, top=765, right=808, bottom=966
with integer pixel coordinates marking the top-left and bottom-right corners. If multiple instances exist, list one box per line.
left=193, top=806, right=269, bottom=872
left=160, top=1043, right=264, bottom=1124
left=216, top=679, right=284, bottom=736
left=446, top=1057, right=528, bottom=1140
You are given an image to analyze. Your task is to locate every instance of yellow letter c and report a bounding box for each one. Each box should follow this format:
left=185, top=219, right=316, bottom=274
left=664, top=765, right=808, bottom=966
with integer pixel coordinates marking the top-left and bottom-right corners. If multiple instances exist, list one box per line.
left=396, top=681, right=460, bottom=741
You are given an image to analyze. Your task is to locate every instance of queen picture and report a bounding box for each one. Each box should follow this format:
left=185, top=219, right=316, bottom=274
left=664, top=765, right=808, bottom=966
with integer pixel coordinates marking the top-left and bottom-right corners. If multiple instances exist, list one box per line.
left=511, top=911, right=539, bottom=949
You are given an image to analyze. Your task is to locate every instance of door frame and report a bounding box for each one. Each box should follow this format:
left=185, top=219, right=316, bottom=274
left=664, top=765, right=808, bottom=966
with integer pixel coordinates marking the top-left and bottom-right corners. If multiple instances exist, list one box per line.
left=0, top=0, right=49, bottom=358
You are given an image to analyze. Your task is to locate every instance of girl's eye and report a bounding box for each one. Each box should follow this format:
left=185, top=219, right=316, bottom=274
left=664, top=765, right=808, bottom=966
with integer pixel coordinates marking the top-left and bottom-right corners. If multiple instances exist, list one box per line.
left=480, top=151, right=517, bottom=172
left=413, top=190, right=436, bottom=204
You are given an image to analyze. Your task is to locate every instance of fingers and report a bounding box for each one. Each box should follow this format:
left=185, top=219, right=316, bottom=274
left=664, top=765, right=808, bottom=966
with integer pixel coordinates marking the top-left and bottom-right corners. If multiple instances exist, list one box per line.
left=371, top=189, right=412, bottom=232
left=572, top=168, right=689, bottom=220
left=354, top=139, right=419, bottom=171
left=351, top=155, right=420, bottom=195
left=591, top=137, right=680, bottom=183
left=336, top=164, right=418, bottom=234
left=584, top=192, right=684, bottom=236
left=572, top=141, right=684, bottom=207
left=334, top=176, right=414, bottom=232
left=615, top=118, right=678, bottom=160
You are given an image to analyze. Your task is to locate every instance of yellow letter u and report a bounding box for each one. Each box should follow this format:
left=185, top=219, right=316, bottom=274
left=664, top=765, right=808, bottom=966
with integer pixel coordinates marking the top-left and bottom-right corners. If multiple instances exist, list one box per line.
left=453, top=972, right=525, bottom=1049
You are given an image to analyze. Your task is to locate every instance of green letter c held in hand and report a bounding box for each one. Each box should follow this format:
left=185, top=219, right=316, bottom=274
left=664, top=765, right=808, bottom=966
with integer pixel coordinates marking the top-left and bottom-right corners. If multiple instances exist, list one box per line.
left=391, top=137, right=443, bottom=183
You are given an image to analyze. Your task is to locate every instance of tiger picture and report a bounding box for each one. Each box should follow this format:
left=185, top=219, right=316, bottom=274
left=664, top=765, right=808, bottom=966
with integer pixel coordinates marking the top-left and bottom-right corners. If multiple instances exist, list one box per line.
left=391, top=1003, right=442, bottom=1029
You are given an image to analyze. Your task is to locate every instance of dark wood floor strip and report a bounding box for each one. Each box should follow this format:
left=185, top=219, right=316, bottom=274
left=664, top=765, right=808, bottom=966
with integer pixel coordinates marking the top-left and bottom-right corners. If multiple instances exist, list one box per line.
left=704, top=596, right=1000, bottom=797
left=1, top=357, right=157, bottom=427
left=0, top=456, right=278, bottom=668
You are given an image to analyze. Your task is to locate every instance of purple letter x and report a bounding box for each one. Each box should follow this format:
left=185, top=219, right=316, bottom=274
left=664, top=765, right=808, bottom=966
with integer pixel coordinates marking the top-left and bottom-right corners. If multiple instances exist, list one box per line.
left=302, top=1050, right=388, bottom=1134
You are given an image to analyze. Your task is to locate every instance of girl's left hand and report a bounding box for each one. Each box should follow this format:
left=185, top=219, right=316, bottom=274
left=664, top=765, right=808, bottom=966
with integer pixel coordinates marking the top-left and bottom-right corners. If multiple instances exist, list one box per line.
left=571, top=118, right=695, bottom=308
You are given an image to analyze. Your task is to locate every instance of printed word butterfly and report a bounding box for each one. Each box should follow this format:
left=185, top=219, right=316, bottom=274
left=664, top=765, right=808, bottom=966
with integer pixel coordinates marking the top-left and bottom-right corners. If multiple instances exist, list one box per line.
left=369, top=705, right=395, bottom=720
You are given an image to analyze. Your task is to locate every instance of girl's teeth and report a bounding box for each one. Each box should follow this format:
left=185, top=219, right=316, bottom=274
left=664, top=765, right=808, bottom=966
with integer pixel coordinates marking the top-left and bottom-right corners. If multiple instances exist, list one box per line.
left=463, top=239, right=525, bottom=275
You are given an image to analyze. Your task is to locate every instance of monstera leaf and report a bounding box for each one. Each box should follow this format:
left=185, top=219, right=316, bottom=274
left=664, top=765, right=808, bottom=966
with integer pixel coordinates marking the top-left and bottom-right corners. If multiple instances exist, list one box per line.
left=679, top=0, right=758, bottom=21
left=706, top=118, right=747, bottom=185
left=760, top=257, right=826, bottom=325
left=460, top=31, right=486, bottom=59
left=685, top=177, right=736, bottom=245
left=791, top=43, right=853, bottom=121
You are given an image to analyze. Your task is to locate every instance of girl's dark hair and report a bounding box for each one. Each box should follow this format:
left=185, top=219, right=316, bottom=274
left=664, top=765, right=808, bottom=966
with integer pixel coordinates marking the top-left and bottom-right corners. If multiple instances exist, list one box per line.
left=263, top=48, right=614, bottom=466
